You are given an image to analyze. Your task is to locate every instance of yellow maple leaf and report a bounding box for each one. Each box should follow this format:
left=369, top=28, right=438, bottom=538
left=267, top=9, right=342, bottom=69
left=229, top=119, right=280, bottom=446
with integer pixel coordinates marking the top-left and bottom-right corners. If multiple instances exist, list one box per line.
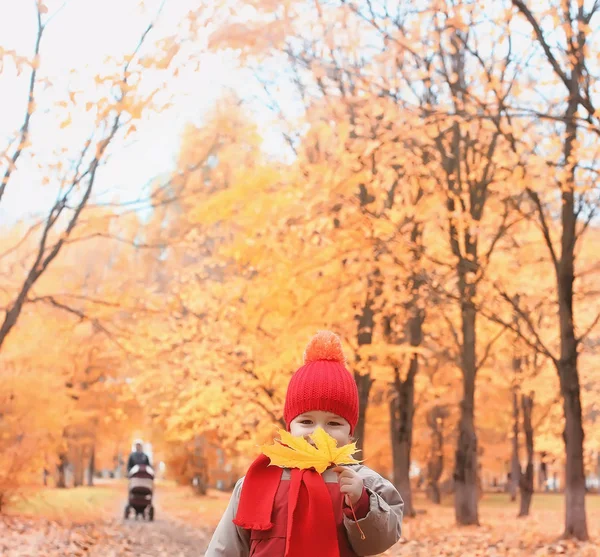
left=261, top=427, right=361, bottom=474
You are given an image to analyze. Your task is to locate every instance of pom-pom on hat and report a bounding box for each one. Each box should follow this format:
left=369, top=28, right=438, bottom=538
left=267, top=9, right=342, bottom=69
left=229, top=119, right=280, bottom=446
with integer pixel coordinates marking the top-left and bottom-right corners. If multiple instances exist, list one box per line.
left=284, top=331, right=359, bottom=433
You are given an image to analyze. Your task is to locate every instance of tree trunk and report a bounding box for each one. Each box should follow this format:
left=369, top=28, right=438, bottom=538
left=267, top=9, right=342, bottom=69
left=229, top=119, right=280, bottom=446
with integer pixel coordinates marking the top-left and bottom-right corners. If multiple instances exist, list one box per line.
left=73, top=446, right=84, bottom=487
left=426, top=405, right=447, bottom=504
left=69, top=440, right=87, bottom=488
left=388, top=221, right=424, bottom=517
left=509, top=387, right=520, bottom=502
left=193, top=435, right=209, bottom=495
left=87, top=445, right=95, bottom=487
left=509, top=1, right=591, bottom=540
left=509, top=329, right=522, bottom=502
left=428, top=482, right=441, bottom=504
left=114, top=449, right=123, bottom=479
left=539, top=452, right=548, bottom=491
left=353, top=371, right=373, bottom=455
left=558, top=356, right=587, bottom=538
left=555, top=141, right=588, bottom=538
left=56, top=453, right=68, bottom=488
left=454, top=297, right=479, bottom=525
left=519, top=393, right=534, bottom=517
left=442, top=119, right=481, bottom=526
left=390, top=364, right=416, bottom=517
left=194, top=474, right=208, bottom=495
left=353, top=292, right=377, bottom=455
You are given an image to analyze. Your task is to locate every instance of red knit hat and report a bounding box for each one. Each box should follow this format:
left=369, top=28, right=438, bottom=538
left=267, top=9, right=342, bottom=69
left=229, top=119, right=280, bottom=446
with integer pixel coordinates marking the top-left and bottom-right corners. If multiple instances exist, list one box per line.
left=284, top=331, right=359, bottom=434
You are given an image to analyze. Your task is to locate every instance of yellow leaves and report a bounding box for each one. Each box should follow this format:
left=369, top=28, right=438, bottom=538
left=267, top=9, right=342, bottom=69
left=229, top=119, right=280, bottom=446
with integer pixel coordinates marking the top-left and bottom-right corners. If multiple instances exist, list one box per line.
left=190, top=165, right=280, bottom=228
left=125, top=123, right=137, bottom=138
left=361, top=140, right=381, bottom=158
left=207, top=20, right=287, bottom=58
left=261, top=427, right=360, bottom=473
left=59, top=115, right=72, bottom=129
left=445, top=12, right=466, bottom=32
left=143, top=42, right=181, bottom=70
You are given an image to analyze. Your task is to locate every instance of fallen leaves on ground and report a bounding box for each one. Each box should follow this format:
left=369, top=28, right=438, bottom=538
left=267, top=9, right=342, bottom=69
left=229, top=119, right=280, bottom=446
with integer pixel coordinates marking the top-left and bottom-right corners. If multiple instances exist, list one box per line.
left=2, top=482, right=599, bottom=556
left=0, top=515, right=210, bottom=557
left=381, top=501, right=600, bottom=557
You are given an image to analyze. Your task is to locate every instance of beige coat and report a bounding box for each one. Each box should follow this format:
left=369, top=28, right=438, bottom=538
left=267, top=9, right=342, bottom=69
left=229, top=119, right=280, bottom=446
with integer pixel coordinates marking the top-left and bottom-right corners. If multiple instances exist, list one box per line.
left=205, top=465, right=404, bottom=557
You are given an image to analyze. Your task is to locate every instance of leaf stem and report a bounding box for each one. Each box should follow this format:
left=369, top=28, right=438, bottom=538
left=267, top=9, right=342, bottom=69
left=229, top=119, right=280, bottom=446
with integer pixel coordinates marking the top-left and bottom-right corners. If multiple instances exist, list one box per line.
left=348, top=500, right=366, bottom=540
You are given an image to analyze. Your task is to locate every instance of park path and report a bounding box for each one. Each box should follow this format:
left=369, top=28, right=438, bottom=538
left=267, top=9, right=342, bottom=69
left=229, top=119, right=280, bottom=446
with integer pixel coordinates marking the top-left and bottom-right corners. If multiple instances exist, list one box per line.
left=82, top=482, right=215, bottom=556
left=90, top=514, right=211, bottom=556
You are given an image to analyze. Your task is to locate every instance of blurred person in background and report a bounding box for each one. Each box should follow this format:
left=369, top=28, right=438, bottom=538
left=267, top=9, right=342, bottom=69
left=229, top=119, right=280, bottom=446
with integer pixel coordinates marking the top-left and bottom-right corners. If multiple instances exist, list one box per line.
left=127, top=439, right=151, bottom=473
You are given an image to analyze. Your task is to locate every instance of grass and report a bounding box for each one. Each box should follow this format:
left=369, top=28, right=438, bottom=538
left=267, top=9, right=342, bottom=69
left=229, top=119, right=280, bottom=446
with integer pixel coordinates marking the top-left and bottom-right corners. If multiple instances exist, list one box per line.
left=4, top=479, right=233, bottom=528
left=481, top=491, right=600, bottom=512
left=416, top=491, right=600, bottom=512
left=153, top=481, right=233, bottom=529
left=4, top=480, right=125, bottom=523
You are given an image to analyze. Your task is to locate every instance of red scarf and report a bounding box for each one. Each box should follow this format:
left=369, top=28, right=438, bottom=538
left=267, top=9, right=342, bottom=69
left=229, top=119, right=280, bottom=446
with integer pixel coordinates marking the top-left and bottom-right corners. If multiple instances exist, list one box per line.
left=233, top=454, right=340, bottom=557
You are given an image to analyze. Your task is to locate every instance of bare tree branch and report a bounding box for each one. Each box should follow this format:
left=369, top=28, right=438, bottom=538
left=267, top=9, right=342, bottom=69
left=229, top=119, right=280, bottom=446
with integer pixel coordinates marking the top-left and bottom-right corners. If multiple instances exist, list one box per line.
left=37, top=292, right=167, bottom=315
left=27, top=295, right=126, bottom=350
left=63, top=231, right=168, bottom=250
left=525, top=187, right=559, bottom=272
left=475, top=327, right=506, bottom=372
left=512, top=1, right=570, bottom=89
left=0, top=6, right=44, bottom=205
left=0, top=218, right=46, bottom=262
left=441, top=311, right=462, bottom=352
left=576, top=310, right=600, bottom=345
left=0, top=7, right=165, bottom=351
left=484, top=287, right=556, bottom=362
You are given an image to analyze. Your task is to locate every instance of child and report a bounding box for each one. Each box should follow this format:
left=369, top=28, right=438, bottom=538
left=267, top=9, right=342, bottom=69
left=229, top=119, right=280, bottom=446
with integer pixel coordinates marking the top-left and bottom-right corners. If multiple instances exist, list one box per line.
left=205, top=330, right=403, bottom=557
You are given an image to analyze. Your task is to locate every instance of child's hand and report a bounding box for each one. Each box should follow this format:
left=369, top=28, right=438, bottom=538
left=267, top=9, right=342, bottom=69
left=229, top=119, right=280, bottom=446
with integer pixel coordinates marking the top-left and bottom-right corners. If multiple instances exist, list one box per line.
left=333, top=466, right=364, bottom=506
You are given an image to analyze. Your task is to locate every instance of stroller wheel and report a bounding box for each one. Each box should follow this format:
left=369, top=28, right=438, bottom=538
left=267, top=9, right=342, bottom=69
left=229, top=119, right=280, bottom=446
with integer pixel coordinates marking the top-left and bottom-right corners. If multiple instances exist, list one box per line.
left=148, top=505, right=154, bottom=521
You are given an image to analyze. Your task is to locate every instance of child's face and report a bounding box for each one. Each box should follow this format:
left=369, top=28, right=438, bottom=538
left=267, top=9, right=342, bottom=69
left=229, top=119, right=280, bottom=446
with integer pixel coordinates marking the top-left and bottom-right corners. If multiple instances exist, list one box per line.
left=289, top=410, right=351, bottom=447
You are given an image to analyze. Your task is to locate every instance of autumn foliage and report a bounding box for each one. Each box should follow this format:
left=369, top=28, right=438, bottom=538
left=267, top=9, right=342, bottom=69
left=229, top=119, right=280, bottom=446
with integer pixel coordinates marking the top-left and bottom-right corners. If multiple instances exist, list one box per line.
left=0, top=0, right=599, bottom=553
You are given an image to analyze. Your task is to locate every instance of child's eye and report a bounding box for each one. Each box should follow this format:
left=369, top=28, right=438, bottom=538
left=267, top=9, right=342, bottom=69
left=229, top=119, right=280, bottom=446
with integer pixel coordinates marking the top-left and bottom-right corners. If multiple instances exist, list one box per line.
left=300, top=420, right=313, bottom=425
left=328, top=422, right=342, bottom=427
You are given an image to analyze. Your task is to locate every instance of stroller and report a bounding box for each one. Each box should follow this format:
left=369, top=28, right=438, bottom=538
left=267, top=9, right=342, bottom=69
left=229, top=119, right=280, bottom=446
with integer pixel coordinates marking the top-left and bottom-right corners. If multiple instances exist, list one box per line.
left=124, top=464, right=155, bottom=521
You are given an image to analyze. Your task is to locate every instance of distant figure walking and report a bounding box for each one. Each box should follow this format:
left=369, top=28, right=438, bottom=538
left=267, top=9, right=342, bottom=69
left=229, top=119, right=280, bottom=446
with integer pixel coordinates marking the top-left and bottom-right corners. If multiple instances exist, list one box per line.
left=127, top=439, right=151, bottom=472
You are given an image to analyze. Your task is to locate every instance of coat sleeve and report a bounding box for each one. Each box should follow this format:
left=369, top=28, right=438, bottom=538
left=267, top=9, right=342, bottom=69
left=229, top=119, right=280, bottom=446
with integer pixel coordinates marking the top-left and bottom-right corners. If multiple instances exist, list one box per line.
left=204, top=478, right=251, bottom=557
left=344, top=467, right=403, bottom=556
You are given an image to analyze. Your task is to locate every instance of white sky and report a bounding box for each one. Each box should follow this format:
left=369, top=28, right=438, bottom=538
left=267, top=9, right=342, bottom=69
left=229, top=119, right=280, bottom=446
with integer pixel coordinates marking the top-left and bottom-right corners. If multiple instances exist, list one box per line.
left=0, top=0, right=275, bottom=225
left=6, top=0, right=587, bottom=229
